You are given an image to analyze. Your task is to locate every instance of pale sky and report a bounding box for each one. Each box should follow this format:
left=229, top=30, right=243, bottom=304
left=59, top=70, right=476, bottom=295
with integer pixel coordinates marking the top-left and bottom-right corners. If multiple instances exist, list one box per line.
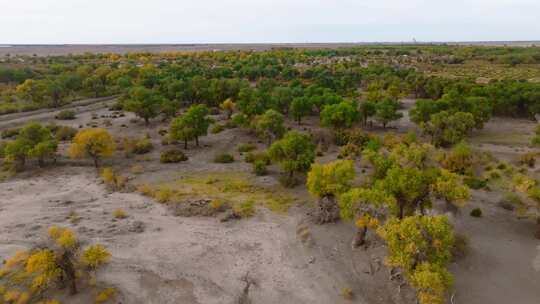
left=0, top=0, right=539, bottom=44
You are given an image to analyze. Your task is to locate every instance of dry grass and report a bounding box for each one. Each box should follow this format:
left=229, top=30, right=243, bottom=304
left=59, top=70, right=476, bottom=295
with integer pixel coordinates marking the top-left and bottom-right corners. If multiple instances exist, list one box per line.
left=137, top=171, right=297, bottom=213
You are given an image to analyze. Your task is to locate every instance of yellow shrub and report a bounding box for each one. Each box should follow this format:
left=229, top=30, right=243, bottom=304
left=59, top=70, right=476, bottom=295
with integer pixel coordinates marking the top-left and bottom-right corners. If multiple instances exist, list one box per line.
left=81, top=245, right=111, bottom=269
left=154, top=187, right=174, bottom=203
left=136, top=183, right=154, bottom=196
left=113, top=209, right=127, bottom=219
left=95, top=287, right=116, bottom=304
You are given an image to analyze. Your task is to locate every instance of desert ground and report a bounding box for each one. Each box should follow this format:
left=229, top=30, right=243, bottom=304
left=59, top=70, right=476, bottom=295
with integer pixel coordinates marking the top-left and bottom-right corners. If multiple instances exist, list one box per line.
left=1, top=98, right=539, bottom=303
left=1, top=41, right=538, bottom=56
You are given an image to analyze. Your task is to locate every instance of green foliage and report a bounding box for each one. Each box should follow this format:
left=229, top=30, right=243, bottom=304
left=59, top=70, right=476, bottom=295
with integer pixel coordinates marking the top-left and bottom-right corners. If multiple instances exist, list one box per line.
left=233, top=200, right=256, bottom=217
left=421, top=111, right=475, bottom=147
left=320, top=100, right=359, bottom=130
left=237, top=143, right=257, bottom=153
left=214, top=153, right=235, bottom=163
left=269, top=131, right=315, bottom=179
left=53, top=125, right=78, bottom=141
left=463, top=176, right=487, bottom=190
left=252, top=109, right=285, bottom=145
left=439, top=142, right=473, bottom=174
left=252, top=160, right=268, bottom=176
left=160, top=149, right=188, bottom=163
left=374, top=98, right=403, bottom=128
left=306, top=160, right=355, bottom=198
left=132, top=137, right=153, bottom=154
left=4, top=122, right=57, bottom=169
left=169, top=104, right=211, bottom=148
left=289, top=97, right=312, bottom=124
left=55, top=110, right=76, bottom=120
left=124, top=86, right=165, bottom=124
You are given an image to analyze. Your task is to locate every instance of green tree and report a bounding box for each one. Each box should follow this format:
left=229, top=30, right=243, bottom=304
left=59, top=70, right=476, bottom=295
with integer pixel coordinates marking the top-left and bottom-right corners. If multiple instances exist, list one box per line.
left=358, top=100, right=376, bottom=127
left=124, top=86, right=164, bottom=125
left=4, top=122, right=57, bottom=169
left=289, top=97, right=312, bottom=125
left=253, top=109, right=285, bottom=145
left=307, top=160, right=355, bottom=223
left=170, top=104, right=211, bottom=148
left=432, top=169, right=470, bottom=212
left=320, top=101, right=359, bottom=131
left=421, top=111, right=475, bottom=147
left=269, top=131, right=315, bottom=184
left=375, top=98, right=402, bottom=128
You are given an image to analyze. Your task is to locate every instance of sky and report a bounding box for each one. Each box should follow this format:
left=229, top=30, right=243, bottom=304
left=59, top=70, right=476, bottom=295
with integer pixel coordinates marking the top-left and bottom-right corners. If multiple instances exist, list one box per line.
left=0, top=0, right=539, bottom=44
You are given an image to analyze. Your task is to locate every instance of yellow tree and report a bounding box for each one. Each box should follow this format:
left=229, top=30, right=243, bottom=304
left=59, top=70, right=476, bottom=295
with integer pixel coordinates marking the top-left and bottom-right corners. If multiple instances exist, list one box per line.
left=69, top=128, right=115, bottom=168
left=220, top=98, right=235, bottom=119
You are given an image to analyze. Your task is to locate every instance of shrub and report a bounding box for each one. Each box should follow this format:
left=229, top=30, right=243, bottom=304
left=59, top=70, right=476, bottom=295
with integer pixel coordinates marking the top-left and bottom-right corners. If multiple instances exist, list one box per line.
left=100, top=167, right=127, bottom=191
left=237, top=143, right=257, bottom=153
left=137, top=183, right=154, bottom=196
left=233, top=200, right=255, bottom=217
left=338, top=143, right=362, bottom=159
left=210, top=124, right=225, bottom=134
left=518, top=152, right=536, bottom=168
left=463, top=176, right=487, bottom=189
left=54, top=125, right=78, bottom=141
left=253, top=160, right=268, bottom=176
left=341, top=287, right=354, bottom=300
left=132, top=138, right=153, bottom=154
left=95, top=287, right=116, bottom=304
left=0, top=227, right=110, bottom=299
left=214, top=153, right=234, bottom=163
left=154, top=187, right=175, bottom=203
left=452, top=233, right=469, bottom=259
left=160, top=149, right=188, bottom=163
left=55, top=110, right=76, bottom=120
left=244, top=151, right=271, bottom=165
left=470, top=208, right=482, bottom=217
left=113, top=209, right=127, bottom=219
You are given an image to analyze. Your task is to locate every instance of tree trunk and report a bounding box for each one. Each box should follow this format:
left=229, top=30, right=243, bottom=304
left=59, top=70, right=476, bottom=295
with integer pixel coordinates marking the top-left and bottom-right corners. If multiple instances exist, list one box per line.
left=535, top=217, right=540, bottom=240
left=195, top=136, right=199, bottom=147
left=144, top=117, right=149, bottom=125
left=352, top=226, right=368, bottom=248
left=317, top=195, right=341, bottom=224
left=93, top=157, right=99, bottom=169
left=184, top=139, right=188, bottom=149
left=398, top=204, right=404, bottom=220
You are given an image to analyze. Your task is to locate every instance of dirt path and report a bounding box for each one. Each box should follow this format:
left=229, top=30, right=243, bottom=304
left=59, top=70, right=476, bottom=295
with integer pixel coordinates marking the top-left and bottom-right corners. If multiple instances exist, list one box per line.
left=0, top=96, right=117, bottom=130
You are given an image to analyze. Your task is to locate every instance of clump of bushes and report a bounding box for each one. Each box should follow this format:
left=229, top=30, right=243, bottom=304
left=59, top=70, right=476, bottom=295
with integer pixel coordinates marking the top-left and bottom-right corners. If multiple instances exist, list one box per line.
left=113, top=209, right=127, bottom=219
left=470, top=208, right=482, bottom=217
left=54, top=125, right=78, bottom=141
left=233, top=200, right=255, bottom=217
left=244, top=151, right=271, bottom=165
left=55, top=110, right=76, bottom=120
left=252, top=160, right=268, bottom=176
left=132, top=137, right=153, bottom=154
left=338, top=143, right=362, bottom=159
left=210, top=123, right=225, bottom=134
left=214, top=153, right=234, bottom=163
left=160, top=149, right=188, bottom=163
left=101, top=167, right=128, bottom=191
left=464, top=176, right=487, bottom=189
left=0, top=227, right=110, bottom=302
left=237, top=143, right=257, bottom=153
